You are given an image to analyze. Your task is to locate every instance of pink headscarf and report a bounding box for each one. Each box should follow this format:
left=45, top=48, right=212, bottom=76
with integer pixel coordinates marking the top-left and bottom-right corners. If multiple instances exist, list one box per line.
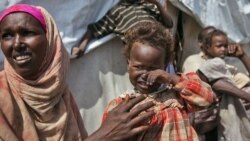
left=0, top=4, right=46, bottom=32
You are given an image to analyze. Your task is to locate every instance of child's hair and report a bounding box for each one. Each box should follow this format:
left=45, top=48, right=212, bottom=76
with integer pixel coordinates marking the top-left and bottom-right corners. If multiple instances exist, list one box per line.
left=123, top=22, right=173, bottom=64
left=198, top=26, right=216, bottom=43
left=203, top=29, right=227, bottom=50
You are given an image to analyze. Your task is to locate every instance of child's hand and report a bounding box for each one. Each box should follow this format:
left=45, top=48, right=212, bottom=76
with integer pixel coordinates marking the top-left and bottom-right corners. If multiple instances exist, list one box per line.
left=71, top=47, right=84, bottom=59
left=227, top=44, right=244, bottom=58
left=146, top=69, right=171, bottom=86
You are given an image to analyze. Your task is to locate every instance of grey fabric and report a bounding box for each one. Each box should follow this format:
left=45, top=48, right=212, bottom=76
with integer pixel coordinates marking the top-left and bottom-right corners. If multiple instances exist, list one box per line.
left=198, top=58, right=235, bottom=84
left=218, top=95, right=250, bottom=141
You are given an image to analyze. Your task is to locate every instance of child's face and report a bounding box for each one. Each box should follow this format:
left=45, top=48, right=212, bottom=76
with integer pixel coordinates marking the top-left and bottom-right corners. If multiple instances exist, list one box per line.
left=128, top=42, right=165, bottom=94
left=206, top=35, right=228, bottom=58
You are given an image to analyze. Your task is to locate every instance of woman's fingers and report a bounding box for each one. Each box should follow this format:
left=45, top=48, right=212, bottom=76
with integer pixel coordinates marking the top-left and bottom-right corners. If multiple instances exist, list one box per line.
left=115, top=95, right=146, bottom=112
left=128, top=110, right=154, bottom=127
left=96, top=95, right=155, bottom=141
left=129, top=101, right=155, bottom=118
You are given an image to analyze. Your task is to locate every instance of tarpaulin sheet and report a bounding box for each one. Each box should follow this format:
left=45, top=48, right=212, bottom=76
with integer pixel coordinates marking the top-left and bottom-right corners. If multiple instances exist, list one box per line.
left=170, top=0, right=250, bottom=44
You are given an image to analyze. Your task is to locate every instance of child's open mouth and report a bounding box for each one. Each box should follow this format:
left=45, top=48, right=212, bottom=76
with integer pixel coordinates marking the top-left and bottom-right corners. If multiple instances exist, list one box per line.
left=138, top=81, right=149, bottom=89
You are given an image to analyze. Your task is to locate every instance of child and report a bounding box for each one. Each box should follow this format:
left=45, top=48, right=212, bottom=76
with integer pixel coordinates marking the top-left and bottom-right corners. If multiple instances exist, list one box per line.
left=102, top=22, right=214, bottom=141
left=182, top=26, right=216, bottom=73
left=199, top=29, right=250, bottom=88
left=198, top=29, right=250, bottom=101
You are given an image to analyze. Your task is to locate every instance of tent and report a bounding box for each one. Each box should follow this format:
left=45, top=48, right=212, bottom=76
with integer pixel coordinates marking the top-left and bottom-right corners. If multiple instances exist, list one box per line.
left=1, top=0, right=250, bottom=134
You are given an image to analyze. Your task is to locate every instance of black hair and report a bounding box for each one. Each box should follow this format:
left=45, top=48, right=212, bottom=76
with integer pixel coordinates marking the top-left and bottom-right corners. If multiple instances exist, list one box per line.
left=198, top=26, right=216, bottom=42
left=123, top=22, right=173, bottom=65
left=203, top=29, right=227, bottom=50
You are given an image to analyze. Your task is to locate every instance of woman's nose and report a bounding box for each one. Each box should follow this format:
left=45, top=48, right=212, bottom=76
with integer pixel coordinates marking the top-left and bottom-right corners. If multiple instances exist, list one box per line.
left=13, top=35, right=24, bottom=50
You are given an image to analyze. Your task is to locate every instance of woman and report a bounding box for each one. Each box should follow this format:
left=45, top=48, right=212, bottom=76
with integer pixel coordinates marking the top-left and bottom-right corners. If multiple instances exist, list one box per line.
left=0, top=4, right=154, bottom=141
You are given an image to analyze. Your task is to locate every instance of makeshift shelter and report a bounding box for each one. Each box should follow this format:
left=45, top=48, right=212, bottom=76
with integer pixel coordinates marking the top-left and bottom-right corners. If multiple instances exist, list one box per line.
left=1, top=0, right=250, bottom=135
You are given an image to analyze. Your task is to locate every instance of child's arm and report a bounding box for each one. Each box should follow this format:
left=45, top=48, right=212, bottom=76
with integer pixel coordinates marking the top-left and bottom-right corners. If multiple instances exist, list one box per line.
left=174, top=72, right=215, bottom=112
left=145, top=70, right=214, bottom=111
left=145, top=69, right=180, bottom=86
left=71, top=30, right=92, bottom=58
left=145, top=0, right=173, bottom=28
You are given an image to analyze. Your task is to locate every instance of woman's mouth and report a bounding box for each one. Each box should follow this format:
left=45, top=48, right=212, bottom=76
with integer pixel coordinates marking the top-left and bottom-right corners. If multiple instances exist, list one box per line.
left=13, top=54, right=32, bottom=66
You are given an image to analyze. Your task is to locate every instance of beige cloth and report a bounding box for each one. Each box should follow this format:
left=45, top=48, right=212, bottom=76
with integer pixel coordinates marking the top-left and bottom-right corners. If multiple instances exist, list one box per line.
left=232, top=72, right=250, bottom=89
left=182, top=52, right=206, bottom=73
left=0, top=6, right=87, bottom=141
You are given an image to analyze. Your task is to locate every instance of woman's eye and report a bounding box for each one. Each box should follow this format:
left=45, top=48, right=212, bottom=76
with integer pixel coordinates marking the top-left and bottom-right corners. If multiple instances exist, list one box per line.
left=1, top=33, right=13, bottom=40
left=22, top=30, right=36, bottom=36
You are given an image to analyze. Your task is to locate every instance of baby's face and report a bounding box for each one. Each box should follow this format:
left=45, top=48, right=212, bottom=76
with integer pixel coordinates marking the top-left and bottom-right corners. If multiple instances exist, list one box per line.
left=206, top=35, right=228, bottom=58
left=127, top=42, right=165, bottom=94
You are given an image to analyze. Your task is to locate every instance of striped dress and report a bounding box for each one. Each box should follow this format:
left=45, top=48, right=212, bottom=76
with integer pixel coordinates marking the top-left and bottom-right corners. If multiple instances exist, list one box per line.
left=88, top=2, right=162, bottom=41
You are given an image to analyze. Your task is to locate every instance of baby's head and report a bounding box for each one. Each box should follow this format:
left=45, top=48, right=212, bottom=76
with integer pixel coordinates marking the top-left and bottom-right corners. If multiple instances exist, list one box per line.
left=203, top=29, right=228, bottom=59
left=124, top=22, right=173, bottom=93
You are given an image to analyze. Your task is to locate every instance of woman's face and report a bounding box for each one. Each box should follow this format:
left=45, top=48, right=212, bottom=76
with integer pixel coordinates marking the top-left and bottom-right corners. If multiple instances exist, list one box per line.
left=128, top=42, right=165, bottom=94
left=206, top=35, right=228, bottom=58
left=0, top=12, right=47, bottom=79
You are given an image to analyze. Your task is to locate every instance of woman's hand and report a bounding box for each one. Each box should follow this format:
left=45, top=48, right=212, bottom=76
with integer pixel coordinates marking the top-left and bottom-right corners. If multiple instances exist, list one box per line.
left=85, top=95, right=155, bottom=141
